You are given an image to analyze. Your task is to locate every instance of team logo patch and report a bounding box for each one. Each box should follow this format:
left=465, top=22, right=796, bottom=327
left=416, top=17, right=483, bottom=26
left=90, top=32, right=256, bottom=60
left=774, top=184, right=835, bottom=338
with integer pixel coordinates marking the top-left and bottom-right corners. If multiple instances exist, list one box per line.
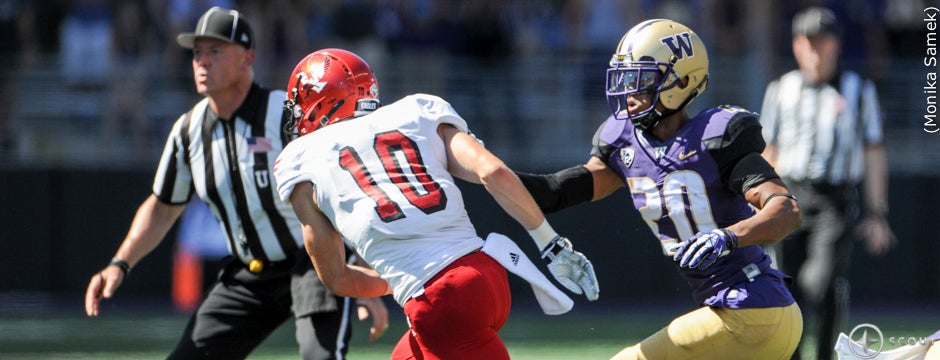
left=620, top=148, right=635, bottom=168
left=300, top=61, right=328, bottom=93
left=678, top=149, right=697, bottom=161
left=653, top=146, right=667, bottom=160
left=660, top=32, right=695, bottom=59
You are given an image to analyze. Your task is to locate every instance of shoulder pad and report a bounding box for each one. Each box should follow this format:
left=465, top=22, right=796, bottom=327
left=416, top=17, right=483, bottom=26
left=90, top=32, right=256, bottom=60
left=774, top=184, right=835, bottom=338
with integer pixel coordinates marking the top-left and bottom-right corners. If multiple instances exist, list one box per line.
left=590, top=117, right=624, bottom=161
left=726, top=109, right=762, bottom=147
left=703, top=106, right=764, bottom=153
left=699, top=106, right=768, bottom=184
left=395, top=93, right=470, bottom=135
left=409, top=94, right=456, bottom=118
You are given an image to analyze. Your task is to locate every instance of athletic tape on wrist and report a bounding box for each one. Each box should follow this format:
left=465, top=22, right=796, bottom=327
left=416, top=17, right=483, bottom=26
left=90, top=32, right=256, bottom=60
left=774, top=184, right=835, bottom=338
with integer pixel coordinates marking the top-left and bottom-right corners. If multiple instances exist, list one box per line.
left=527, top=220, right=558, bottom=250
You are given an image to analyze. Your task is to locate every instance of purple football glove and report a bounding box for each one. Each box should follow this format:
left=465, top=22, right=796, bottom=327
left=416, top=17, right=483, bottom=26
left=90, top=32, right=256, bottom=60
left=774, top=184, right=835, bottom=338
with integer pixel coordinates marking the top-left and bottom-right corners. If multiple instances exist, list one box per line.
left=673, top=229, right=738, bottom=270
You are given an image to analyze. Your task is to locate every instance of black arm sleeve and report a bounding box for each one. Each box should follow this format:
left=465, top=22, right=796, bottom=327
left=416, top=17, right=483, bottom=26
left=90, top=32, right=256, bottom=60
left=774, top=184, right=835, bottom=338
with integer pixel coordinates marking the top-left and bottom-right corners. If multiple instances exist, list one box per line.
left=514, top=165, right=594, bottom=214
left=728, top=152, right=780, bottom=195
left=705, top=109, right=780, bottom=195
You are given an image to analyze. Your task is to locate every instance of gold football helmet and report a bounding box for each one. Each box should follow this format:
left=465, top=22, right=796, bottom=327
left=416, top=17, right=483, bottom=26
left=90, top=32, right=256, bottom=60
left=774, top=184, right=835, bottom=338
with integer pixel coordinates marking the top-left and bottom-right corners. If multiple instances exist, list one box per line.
left=606, top=19, right=709, bottom=130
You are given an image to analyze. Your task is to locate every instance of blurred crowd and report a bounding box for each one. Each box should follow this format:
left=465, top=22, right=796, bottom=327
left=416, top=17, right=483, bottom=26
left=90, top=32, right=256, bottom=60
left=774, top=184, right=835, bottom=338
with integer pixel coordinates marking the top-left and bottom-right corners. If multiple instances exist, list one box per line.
left=0, top=0, right=932, bottom=166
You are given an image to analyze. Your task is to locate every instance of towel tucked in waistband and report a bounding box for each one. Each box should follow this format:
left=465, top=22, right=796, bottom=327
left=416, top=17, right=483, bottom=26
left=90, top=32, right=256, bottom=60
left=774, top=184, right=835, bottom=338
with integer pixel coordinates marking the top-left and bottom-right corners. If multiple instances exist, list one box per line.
left=481, top=233, right=574, bottom=315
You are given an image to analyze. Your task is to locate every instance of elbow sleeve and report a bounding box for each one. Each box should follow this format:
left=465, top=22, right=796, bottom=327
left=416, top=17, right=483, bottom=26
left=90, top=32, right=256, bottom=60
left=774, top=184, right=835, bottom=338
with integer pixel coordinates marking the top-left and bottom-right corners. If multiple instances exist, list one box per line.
left=728, top=152, right=780, bottom=195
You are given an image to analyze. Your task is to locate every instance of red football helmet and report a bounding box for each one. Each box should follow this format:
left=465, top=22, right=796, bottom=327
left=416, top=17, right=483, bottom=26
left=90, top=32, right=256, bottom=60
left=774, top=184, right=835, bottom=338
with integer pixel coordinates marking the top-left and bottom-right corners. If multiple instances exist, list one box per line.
left=284, top=48, right=380, bottom=138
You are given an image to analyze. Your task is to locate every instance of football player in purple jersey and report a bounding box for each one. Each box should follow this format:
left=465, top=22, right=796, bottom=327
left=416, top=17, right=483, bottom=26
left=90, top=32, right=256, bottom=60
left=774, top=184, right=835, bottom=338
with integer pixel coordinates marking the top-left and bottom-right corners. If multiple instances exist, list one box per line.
left=516, top=19, right=804, bottom=359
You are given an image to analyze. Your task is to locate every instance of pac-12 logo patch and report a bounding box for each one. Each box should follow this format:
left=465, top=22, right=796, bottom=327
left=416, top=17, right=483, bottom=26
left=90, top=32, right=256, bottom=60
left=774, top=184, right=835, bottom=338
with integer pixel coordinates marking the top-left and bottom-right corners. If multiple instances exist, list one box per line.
left=620, top=148, right=635, bottom=168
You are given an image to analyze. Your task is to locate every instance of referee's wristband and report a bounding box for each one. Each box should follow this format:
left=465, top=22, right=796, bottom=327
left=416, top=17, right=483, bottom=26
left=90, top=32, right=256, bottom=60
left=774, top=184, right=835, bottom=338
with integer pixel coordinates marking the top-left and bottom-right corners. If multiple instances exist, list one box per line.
left=109, top=258, right=131, bottom=277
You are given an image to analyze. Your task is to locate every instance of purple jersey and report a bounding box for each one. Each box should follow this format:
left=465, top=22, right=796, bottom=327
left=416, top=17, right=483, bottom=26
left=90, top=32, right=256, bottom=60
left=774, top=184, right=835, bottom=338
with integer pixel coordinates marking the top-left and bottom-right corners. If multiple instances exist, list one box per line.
left=592, top=105, right=794, bottom=308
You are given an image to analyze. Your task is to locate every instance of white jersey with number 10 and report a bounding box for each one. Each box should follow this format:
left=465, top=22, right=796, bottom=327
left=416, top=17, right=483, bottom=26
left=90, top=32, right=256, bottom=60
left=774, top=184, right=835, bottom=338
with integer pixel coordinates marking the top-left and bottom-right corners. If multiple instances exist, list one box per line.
left=274, top=93, right=483, bottom=306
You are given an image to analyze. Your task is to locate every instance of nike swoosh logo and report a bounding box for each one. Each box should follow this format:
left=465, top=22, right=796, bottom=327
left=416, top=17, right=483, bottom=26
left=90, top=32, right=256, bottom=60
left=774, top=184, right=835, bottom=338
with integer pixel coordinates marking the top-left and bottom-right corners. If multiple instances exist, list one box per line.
left=678, top=150, right=697, bottom=160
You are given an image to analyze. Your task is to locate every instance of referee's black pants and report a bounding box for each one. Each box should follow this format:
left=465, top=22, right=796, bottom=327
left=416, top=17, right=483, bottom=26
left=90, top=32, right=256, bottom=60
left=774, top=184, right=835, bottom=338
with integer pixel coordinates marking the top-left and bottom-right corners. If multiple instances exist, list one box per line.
left=764, top=180, right=859, bottom=360
left=167, top=253, right=353, bottom=360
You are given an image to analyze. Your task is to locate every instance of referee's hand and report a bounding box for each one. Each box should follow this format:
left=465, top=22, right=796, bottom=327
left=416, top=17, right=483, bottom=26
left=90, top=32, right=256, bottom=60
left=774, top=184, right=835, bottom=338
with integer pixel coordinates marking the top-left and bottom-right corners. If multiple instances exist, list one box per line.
left=84, top=266, right=125, bottom=317
left=356, top=296, right=389, bottom=342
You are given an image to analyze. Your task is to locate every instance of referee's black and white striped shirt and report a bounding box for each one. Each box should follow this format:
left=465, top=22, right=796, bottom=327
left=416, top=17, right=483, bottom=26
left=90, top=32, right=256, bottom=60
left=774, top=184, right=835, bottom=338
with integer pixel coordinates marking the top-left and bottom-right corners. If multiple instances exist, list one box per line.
left=760, top=69, right=884, bottom=185
left=153, top=83, right=300, bottom=264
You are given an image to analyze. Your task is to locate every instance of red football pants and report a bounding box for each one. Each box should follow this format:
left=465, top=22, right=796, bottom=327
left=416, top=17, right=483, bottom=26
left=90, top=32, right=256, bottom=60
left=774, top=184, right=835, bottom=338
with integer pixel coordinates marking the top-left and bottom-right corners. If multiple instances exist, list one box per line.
left=391, top=251, right=511, bottom=360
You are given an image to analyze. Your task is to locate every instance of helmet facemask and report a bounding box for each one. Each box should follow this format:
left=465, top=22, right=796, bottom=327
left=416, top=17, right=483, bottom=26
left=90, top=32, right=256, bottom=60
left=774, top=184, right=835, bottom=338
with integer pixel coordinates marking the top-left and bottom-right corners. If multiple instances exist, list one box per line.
left=282, top=78, right=342, bottom=141
left=284, top=88, right=381, bottom=141
left=282, top=89, right=302, bottom=140
left=606, top=58, right=682, bottom=130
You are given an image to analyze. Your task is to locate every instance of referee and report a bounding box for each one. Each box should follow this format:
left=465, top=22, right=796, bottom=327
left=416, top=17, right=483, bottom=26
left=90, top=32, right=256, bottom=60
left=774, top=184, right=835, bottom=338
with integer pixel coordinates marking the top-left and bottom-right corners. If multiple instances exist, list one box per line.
left=759, top=7, right=895, bottom=360
left=83, top=7, right=388, bottom=359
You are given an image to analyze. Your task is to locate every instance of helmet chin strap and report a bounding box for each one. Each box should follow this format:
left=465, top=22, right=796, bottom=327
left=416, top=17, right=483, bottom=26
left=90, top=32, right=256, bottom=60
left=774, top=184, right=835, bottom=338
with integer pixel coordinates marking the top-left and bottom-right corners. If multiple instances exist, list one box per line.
left=641, top=82, right=703, bottom=131
left=635, top=109, right=663, bottom=131
left=317, top=99, right=345, bottom=127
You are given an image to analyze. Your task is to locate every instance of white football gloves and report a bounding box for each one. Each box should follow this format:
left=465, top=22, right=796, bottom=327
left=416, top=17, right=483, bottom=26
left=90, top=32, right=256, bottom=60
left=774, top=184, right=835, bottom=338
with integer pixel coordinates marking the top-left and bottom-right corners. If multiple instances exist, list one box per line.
left=540, top=236, right=600, bottom=301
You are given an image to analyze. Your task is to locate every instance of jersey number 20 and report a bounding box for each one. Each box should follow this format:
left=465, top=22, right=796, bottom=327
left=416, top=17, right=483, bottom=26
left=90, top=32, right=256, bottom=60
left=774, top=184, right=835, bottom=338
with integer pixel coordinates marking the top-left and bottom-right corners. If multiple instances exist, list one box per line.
left=628, top=170, right=717, bottom=255
left=339, top=130, right=447, bottom=222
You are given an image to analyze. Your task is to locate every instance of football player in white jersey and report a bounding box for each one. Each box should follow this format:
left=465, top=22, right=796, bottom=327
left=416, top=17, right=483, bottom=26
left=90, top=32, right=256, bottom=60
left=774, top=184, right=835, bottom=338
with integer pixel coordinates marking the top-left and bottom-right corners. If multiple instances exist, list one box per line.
left=273, top=48, right=600, bottom=360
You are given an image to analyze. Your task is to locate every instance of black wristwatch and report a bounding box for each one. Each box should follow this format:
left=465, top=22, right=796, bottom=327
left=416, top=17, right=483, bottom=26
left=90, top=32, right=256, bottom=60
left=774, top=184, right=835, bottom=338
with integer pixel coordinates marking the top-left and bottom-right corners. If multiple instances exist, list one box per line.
left=109, top=258, right=131, bottom=277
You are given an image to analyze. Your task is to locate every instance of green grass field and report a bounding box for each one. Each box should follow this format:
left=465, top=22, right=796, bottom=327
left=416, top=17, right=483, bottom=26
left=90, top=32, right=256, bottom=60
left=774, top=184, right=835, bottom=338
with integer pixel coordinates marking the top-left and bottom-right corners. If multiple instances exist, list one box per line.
left=1, top=299, right=937, bottom=359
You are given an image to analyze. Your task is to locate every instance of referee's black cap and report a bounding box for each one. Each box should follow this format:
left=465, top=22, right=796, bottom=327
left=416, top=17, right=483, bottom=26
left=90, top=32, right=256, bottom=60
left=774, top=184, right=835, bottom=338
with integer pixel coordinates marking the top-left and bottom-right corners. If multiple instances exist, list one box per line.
left=791, top=6, right=842, bottom=38
left=177, top=7, right=254, bottom=49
